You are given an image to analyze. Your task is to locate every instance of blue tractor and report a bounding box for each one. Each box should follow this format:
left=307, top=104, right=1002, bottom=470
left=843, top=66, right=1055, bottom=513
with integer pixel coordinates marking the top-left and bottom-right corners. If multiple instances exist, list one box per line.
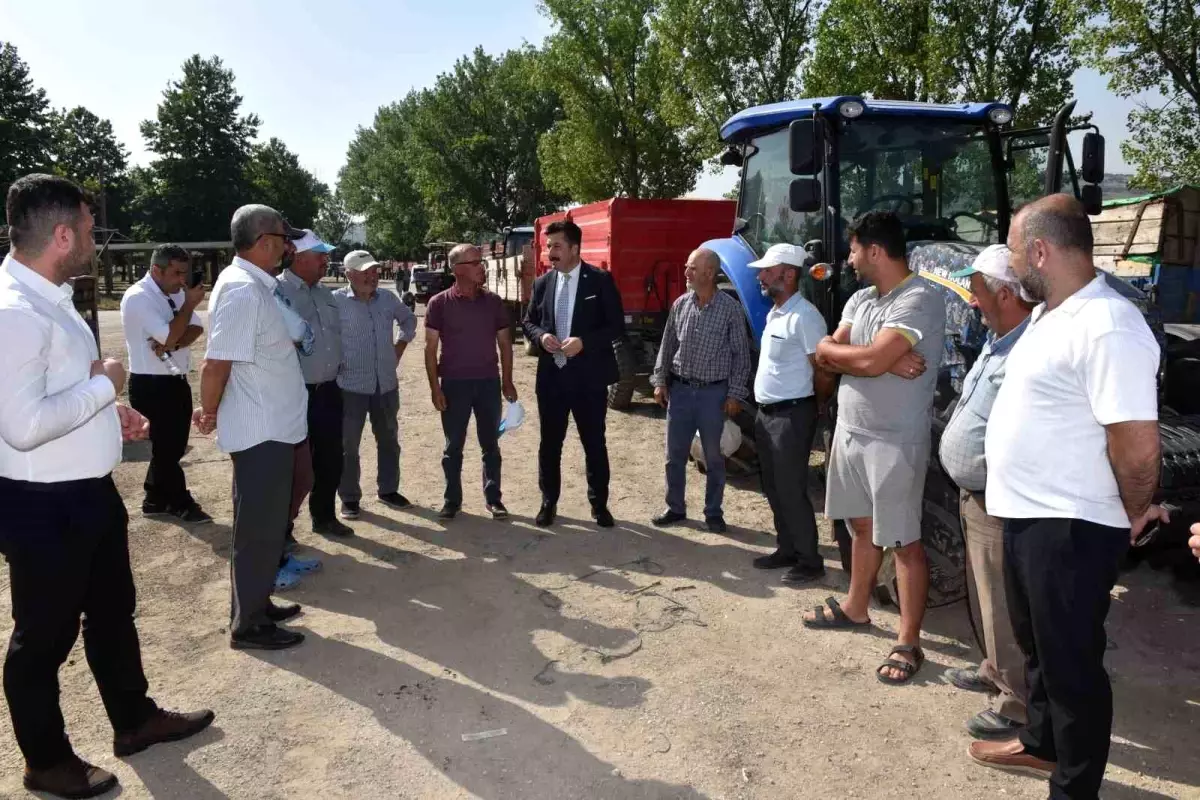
left=701, top=96, right=1200, bottom=608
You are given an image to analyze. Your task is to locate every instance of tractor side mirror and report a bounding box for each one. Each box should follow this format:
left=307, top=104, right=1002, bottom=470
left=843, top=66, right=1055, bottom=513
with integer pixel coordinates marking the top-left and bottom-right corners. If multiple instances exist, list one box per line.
left=789, top=177, right=822, bottom=213
left=719, top=147, right=744, bottom=167
left=804, top=238, right=825, bottom=264
left=1081, top=132, right=1105, bottom=185
left=789, top=118, right=823, bottom=175
left=1081, top=183, right=1103, bottom=216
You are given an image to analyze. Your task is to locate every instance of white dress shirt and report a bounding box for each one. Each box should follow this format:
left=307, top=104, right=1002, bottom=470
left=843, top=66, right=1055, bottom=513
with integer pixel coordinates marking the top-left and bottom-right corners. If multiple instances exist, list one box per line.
left=553, top=263, right=581, bottom=337
left=754, top=292, right=827, bottom=404
left=0, top=256, right=122, bottom=482
left=985, top=275, right=1160, bottom=528
left=120, top=272, right=203, bottom=375
left=206, top=257, right=308, bottom=454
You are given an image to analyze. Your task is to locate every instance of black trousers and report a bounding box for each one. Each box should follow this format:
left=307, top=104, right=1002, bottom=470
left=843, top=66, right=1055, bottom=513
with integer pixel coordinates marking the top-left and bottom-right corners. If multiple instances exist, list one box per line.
left=440, top=378, right=503, bottom=508
left=537, top=376, right=609, bottom=508
left=128, top=373, right=194, bottom=510
left=306, top=381, right=344, bottom=524
left=0, top=475, right=157, bottom=769
left=755, top=400, right=821, bottom=570
left=1004, top=517, right=1129, bottom=799
left=230, top=442, right=294, bottom=634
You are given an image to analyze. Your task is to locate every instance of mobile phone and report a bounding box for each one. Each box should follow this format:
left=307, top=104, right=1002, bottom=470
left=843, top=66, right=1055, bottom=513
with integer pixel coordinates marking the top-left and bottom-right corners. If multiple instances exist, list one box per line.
left=189, top=270, right=204, bottom=288
left=1133, top=502, right=1181, bottom=547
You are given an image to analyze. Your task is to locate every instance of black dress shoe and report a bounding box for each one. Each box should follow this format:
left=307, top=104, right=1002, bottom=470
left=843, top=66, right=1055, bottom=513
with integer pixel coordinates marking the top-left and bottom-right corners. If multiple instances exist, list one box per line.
left=24, top=754, right=118, bottom=798
left=438, top=504, right=459, bottom=520
left=378, top=492, right=413, bottom=510
left=230, top=624, right=305, bottom=651
left=486, top=502, right=509, bottom=520
left=781, top=564, right=826, bottom=585
left=752, top=550, right=799, bottom=570
left=652, top=509, right=686, bottom=527
left=592, top=507, right=615, bottom=528
left=535, top=504, right=556, bottom=527
left=705, top=517, right=728, bottom=533
left=266, top=601, right=302, bottom=623
left=114, top=708, right=216, bottom=757
left=314, top=518, right=355, bottom=538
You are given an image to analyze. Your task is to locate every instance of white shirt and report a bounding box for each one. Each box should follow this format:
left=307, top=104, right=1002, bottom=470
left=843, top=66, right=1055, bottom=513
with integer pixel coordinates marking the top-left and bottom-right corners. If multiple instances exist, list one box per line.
left=0, top=256, right=122, bottom=481
left=553, top=263, right=581, bottom=337
left=985, top=275, right=1160, bottom=528
left=120, top=273, right=203, bottom=375
left=205, top=257, right=308, bottom=454
left=754, top=291, right=827, bottom=404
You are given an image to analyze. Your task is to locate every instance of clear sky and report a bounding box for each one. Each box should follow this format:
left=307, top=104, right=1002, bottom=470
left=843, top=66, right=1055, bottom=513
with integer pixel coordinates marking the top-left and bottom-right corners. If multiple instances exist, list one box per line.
left=2, top=0, right=1163, bottom=201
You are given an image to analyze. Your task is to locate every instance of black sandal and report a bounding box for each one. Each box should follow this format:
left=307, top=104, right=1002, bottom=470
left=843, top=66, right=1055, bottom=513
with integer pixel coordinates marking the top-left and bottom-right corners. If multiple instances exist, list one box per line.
left=803, top=596, right=871, bottom=630
left=876, top=644, right=925, bottom=685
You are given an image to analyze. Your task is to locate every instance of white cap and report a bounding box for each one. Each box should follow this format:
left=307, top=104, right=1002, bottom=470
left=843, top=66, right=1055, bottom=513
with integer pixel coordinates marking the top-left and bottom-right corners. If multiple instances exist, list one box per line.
left=747, top=242, right=810, bottom=270
left=952, top=244, right=1035, bottom=301
left=344, top=250, right=380, bottom=272
left=292, top=229, right=335, bottom=254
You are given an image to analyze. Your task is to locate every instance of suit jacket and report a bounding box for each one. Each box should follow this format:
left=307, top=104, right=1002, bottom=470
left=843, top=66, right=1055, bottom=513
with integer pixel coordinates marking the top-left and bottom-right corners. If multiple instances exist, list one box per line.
left=523, top=262, right=625, bottom=392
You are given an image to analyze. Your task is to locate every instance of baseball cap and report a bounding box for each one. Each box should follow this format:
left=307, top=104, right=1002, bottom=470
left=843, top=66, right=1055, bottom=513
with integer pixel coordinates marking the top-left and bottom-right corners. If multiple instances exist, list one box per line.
left=281, top=219, right=305, bottom=240
left=292, top=229, right=335, bottom=254
left=747, top=242, right=811, bottom=270
left=344, top=250, right=381, bottom=272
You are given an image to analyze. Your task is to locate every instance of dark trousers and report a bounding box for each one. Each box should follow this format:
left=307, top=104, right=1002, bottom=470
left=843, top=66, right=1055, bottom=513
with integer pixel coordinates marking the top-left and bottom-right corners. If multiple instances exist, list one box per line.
left=537, top=377, right=609, bottom=508
left=664, top=380, right=727, bottom=519
left=340, top=388, right=401, bottom=504
left=128, top=373, right=194, bottom=510
left=306, top=381, right=343, bottom=523
left=230, top=442, right=295, bottom=634
left=755, top=400, right=821, bottom=570
left=1004, top=517, right=1129, bottom=799
left=0, top=476, right=157, bottom=769
left=440, top=378, right=502, bottom=509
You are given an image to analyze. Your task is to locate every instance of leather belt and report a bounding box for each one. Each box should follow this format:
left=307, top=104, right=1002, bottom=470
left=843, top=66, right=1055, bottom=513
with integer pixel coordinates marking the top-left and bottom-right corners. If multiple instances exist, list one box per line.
left=670, top=373, right=726, bottom=389
left=757, top=396, right=814, bottom=414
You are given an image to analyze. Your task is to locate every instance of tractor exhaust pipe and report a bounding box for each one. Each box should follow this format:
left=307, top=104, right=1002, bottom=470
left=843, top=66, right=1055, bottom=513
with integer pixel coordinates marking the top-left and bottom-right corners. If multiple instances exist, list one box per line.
left=1044, top=100, right=1077, bottom=196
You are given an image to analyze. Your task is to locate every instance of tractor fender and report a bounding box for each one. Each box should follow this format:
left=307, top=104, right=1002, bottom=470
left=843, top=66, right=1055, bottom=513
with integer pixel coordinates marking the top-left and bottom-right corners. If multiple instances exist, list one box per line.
left=701, top=236, right=773, bottom=344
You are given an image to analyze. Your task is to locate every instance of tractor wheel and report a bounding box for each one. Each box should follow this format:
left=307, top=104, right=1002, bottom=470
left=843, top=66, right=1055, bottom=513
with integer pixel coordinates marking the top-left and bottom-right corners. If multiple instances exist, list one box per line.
left=607, top=338, right=639, bottom=410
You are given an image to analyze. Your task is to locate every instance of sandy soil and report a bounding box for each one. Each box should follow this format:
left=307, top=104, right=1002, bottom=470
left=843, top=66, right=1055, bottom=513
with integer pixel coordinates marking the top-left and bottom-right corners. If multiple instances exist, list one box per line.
left=0, top=304, right=1196, bottom=799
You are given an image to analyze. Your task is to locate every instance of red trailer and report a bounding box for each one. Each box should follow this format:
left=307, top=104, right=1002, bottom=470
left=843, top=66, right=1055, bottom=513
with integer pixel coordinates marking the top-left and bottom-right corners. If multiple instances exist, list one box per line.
left=534, top=198, right=736, bottom=408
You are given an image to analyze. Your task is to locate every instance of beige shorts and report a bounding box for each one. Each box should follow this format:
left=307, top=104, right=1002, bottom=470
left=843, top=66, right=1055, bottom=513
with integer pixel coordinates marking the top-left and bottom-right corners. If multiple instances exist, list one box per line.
left=824, top=425, right=929, bottom=549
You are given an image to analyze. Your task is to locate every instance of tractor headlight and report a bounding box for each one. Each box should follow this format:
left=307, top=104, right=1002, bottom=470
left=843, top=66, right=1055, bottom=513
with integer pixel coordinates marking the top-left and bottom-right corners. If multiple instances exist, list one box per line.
left=838, top=100, right=865, bottom=119
left=988, top=107, right=1014, bottom=125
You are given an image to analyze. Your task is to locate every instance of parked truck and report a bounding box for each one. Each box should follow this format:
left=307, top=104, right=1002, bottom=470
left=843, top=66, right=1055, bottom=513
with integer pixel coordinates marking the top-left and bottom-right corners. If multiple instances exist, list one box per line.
left=482, top=225, right=536, bottom=344
left=532, top=198, right=737, bottom=408
left=698, top=95, right=1200, bottom=607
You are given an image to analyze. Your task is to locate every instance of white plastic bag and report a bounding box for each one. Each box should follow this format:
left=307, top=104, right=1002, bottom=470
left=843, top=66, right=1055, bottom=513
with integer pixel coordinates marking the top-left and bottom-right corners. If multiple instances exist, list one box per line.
left=498, top=400, right=525, bottom=436
left=690, top=419, right=742, bottom=462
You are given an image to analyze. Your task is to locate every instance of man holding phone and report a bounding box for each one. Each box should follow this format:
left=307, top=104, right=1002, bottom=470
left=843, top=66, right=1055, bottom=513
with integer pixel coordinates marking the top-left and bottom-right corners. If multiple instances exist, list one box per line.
left=121, top=244, right=212, bottom=523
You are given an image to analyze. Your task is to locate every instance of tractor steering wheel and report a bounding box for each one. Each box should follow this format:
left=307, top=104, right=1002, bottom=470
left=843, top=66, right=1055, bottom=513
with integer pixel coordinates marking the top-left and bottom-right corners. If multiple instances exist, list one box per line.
left=867, top=194, right=919, bottom=215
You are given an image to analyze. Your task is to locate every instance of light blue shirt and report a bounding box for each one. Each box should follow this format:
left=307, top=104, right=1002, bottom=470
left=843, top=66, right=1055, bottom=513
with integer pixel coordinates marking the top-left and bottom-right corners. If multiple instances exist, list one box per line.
left=938, top=316, right=1029, bottom=492
left=333, top=288, right=417, bottom=395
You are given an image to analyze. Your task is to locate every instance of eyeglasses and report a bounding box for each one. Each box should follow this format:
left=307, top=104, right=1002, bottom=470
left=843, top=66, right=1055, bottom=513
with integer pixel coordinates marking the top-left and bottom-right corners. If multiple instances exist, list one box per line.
left=454, top=259, right=484, bottom=266
left=257, top=232, right=291, bottom=243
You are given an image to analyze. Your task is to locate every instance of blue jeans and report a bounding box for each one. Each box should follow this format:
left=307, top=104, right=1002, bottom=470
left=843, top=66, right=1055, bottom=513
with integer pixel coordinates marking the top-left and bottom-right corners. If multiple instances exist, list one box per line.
left=664, top=381, right=727, bottom=519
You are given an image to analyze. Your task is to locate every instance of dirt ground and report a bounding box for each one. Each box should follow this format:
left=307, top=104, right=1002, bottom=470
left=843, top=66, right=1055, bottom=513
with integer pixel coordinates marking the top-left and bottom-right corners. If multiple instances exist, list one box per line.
left=0, top=300, right=1197, bottom=800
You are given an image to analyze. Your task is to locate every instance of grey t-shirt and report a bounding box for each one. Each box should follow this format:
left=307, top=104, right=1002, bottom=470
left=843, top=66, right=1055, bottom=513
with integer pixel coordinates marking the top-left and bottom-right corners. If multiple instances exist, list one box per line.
left=836, top=274, right=946, bottom=443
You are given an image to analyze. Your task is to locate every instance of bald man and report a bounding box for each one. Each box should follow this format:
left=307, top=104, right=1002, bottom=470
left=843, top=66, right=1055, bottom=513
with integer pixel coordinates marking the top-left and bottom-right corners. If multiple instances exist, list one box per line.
left=971, top=195, right=1166, bottom=797
left=649, top=248, right=751, bottom=532
left=425, top=244, right=518, bottom=520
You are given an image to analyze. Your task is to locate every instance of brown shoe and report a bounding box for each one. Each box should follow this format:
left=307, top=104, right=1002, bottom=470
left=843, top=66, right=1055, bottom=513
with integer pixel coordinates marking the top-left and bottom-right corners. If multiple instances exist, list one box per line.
left=969, top=738, right=1055, bottom=779
left=113, top=707, right=215, bottom=757
left=24, top=754, right=118, bottom=799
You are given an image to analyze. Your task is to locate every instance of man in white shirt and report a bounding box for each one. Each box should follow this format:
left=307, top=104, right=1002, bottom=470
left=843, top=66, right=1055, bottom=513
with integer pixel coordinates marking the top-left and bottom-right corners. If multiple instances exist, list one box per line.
left=0, top=174, right=213, bottom=800
left=120, top=244, right=211, bottom=523
left=970, top=195, right=1166, bottom=798
left=745, top=243, right=834, bottom=584
left=198, top=204, right=308, bottom=652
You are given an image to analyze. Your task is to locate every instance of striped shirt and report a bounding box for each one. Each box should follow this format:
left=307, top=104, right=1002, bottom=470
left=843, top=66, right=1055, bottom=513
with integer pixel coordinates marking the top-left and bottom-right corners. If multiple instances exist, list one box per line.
left=206, top=257, right=308, bottom=453
left=651, top=290, right=752, bottom=401
left=276, top=270, right=342, bottom=384
left=333, top=287, right=417, bottom=395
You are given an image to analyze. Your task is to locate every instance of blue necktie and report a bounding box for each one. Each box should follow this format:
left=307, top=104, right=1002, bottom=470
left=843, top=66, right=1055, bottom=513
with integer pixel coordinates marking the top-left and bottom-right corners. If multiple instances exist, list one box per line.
left=553, top=272, right=571, bottom=368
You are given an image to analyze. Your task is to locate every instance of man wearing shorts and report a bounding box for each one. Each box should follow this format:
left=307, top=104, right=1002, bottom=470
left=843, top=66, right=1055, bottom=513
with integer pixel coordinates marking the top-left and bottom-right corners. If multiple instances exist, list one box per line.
left=806, top=210, right=945, bottom=686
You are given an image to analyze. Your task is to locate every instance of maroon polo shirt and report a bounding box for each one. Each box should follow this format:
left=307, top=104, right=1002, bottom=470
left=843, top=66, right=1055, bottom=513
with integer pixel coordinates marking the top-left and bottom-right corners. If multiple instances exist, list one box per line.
left=425, top=284, right=509, bottom=380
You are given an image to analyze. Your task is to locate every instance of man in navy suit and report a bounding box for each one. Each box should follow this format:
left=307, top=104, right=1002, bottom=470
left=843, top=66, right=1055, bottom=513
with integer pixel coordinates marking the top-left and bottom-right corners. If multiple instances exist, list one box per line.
left=523, top=220, right=626, bottom=528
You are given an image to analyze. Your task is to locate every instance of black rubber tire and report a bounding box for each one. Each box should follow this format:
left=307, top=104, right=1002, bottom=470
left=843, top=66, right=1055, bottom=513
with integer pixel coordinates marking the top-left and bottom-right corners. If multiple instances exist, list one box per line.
left=1166, top=358, right=1200, bottom=414
left=607, top=337, right=638, bottom=410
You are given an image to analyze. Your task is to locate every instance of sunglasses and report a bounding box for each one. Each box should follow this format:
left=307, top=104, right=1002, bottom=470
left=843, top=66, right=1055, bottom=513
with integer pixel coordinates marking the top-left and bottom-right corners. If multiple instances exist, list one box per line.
left=257, top=232, right=292, bottom=243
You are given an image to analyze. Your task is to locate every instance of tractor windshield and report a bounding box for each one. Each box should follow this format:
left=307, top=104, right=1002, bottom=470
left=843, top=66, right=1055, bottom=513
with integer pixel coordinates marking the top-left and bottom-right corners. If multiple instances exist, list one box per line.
left=738, top=118, right=1003, bottom=256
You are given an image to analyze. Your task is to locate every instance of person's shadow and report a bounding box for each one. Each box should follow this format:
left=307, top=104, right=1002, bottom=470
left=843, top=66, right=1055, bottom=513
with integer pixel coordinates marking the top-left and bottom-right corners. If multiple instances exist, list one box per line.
left=122, top=725, right=228, bottom=799
left=250, top=633, right=705, bottom=800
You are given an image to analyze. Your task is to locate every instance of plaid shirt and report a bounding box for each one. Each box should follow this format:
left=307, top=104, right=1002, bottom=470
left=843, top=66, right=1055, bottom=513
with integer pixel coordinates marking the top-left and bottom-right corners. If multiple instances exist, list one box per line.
left=938, top=316, right=1029, bottom=492
left=651, top=290, right=751, bottom=401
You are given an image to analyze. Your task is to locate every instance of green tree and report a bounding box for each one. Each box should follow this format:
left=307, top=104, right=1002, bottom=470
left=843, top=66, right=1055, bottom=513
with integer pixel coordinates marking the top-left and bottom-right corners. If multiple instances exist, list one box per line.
left=246, top=137, right=328, bottom=228
left=0, top=42, right=53, bottom=195
left=313, top=190, right=353, bottom=247
left=408, top=46, right=568, bottom=239
left=538, top=0, right=702, bottom=200
left=338, top=96, right=429, bottom=258
left=654, top=0, right=825, bottom=151
left=806, top=0, right=1082, bottom=125
left=1082, top=0, right=1200, bottom=190
left=140, top=55, right=260, bottom=241
left=49, top=106, right=129, bottom=186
